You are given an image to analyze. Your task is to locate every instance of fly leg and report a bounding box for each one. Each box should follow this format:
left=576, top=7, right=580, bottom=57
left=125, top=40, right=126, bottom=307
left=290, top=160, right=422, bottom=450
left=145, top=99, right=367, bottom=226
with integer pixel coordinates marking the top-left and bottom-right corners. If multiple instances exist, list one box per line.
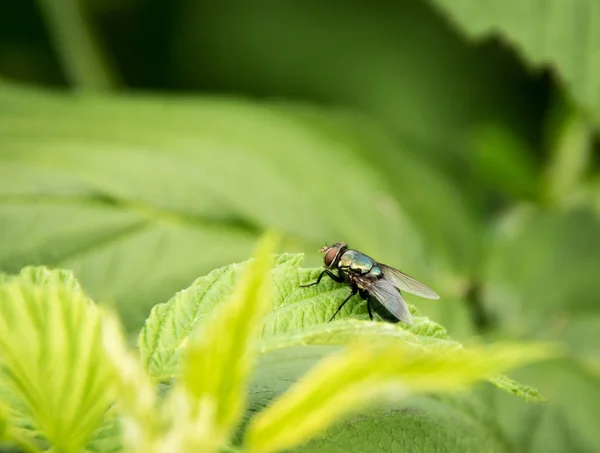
left=329, top=286, right=358, bottom=322
left=300, top=269, right=344, bottom=288
left=359, top=289, right=373, bottom=321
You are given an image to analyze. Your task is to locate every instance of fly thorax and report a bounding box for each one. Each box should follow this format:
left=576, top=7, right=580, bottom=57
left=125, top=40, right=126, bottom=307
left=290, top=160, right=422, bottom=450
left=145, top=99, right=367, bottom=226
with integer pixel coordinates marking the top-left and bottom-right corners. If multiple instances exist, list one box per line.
left=339, top=250, right=374, bottom=274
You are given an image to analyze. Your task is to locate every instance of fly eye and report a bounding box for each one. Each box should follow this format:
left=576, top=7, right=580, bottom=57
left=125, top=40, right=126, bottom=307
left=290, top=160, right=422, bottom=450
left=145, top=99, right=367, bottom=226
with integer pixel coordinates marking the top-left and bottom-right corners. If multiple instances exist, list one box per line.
left=324, top=247, right=339, bottom=267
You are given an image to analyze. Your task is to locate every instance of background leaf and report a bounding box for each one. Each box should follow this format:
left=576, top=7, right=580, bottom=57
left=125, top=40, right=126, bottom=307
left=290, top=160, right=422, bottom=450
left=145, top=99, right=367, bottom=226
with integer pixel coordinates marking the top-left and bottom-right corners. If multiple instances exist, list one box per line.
left=171, top=0, right=552, bottom=278
left=471, top=124, right=540, bottom=201
left=35, top=0, right=120, bottom=90
left=481, top=206, right=600, bottom=453
left=0, top=83, right=431, bottom=332
left=542, top=103, right=594, bottom=207
left=427, top=0, right=600, bottom=124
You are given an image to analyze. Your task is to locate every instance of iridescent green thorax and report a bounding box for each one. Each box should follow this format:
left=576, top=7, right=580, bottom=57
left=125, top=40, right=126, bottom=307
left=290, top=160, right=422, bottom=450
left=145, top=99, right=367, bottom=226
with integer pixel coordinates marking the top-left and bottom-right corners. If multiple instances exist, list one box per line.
left=338, top=250, right=375, bottom=274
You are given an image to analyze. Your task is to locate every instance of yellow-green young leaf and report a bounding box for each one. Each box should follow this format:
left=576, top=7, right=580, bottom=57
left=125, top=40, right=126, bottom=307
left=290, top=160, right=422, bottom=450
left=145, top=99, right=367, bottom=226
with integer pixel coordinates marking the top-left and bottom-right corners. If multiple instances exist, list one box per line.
left=0, top=399, right=39, bottom=452
left=100, top=310, right=159, bottom=453
left=259, top=319, right=546, bottom=403
left=86, top=413, right=122, bottom=453
left=0, top=273, right=112, bottom=453
left=166, top=232, right=278, bottom=452
left=244, top=341, right=554, bottom=453
left=0, top=398, right=7, bottom=440
left=11, top=266, right=83, bottom=291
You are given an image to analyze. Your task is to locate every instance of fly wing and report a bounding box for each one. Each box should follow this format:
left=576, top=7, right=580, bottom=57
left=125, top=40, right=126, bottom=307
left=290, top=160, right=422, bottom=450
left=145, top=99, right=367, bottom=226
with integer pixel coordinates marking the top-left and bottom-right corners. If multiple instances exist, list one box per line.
left=378, top=264, right=440, bottom=299
left=369, top=296, right=401, bottom=324
left=363, top=278, right=413, bottom=325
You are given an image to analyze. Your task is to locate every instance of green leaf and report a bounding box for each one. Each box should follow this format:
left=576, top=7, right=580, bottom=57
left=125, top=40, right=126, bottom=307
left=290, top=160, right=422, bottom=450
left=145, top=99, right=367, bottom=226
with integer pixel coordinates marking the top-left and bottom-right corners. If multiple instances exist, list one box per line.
left=239, top=346, right=513, bottom=453
left=86, top=415, right=122, bottom=453
left=482, top=359, right=600, bottom=453
left=0, top=267, right=112, bottom=453
left=163, top=232, right=278, bottom=453
left=175, top=0, right=541, bottom=169
left=243, top=341, right=552, bottom=453
left=6, top=265, right=83, bottom=291
left=258, top=320, right=422, bottom=352
left=427, top=0, right=600, bottom=123
left=0, top=82, right=427, bottom=331
left=471, top=124, right=540, bottom=201
left=138, top=253, right=404, bottom=379
left=482, top=206, right=600, bottom=452
left=138, top=261, right=246, bottom=380
left=259, top=320, right=546, bottom=404
left=278, top=104, right=483, bottom=278
left=282, top=396, right=509, bottom=453
left=137, top=252, right=368, bottom=380
left=487, top=374, right=545, bottom=403
left=140, top=253, right=545, bottom=403
left=0, top=405, right=5, bottom=440
left=0, top=396, right=41, bottom=453
left=484, top=207, right=600, bottom=345
left=273, top=253, right=304, bottom=268
left=542, top=102, right=594, bottom=207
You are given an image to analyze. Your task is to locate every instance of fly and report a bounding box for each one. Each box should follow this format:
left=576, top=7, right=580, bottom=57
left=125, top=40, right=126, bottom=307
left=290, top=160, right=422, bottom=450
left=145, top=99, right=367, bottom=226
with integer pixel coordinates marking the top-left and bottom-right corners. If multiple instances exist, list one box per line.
left=300, top=243, right=439, bottom=324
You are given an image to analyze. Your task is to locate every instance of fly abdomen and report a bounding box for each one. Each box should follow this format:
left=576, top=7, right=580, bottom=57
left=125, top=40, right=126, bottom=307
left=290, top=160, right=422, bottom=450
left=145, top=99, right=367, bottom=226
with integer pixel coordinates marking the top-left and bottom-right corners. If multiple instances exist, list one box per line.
left=370, top=265, right=383, bottom=278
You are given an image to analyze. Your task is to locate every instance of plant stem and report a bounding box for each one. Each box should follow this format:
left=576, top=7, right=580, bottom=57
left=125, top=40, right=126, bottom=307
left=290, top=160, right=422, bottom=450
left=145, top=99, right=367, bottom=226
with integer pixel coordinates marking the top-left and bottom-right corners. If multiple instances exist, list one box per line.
left=36, top=0, right=121, bottom=91
left=542, top=97, right=593, bottom=208
left=464, top=280, right=495, bottom=334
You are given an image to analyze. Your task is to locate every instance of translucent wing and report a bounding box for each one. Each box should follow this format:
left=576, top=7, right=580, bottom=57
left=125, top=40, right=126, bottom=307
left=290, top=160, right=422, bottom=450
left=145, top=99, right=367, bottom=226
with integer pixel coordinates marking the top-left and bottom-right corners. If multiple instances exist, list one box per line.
left=378, top=264, right=440, bottom=299
left=363, top=278, right=413, bottom=325
left=368, top=296, right=401, bottom=324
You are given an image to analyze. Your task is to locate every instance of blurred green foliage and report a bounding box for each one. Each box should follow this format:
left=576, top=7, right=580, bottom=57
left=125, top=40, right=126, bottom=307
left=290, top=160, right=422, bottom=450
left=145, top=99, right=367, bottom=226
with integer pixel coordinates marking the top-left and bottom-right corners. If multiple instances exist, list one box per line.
left=0, top=0, right=599, bottom=452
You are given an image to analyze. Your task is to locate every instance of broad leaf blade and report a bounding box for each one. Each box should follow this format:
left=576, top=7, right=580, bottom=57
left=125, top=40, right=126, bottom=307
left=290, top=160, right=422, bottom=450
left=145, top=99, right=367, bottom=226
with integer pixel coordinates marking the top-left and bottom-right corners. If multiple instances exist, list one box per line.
left=244, top=342, right=553, bottom=453
left=139, top=253, right=545, bottom=403
left=138, top=261, right=250, bottom=380
left=0, top=82, right=427, bottom=331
